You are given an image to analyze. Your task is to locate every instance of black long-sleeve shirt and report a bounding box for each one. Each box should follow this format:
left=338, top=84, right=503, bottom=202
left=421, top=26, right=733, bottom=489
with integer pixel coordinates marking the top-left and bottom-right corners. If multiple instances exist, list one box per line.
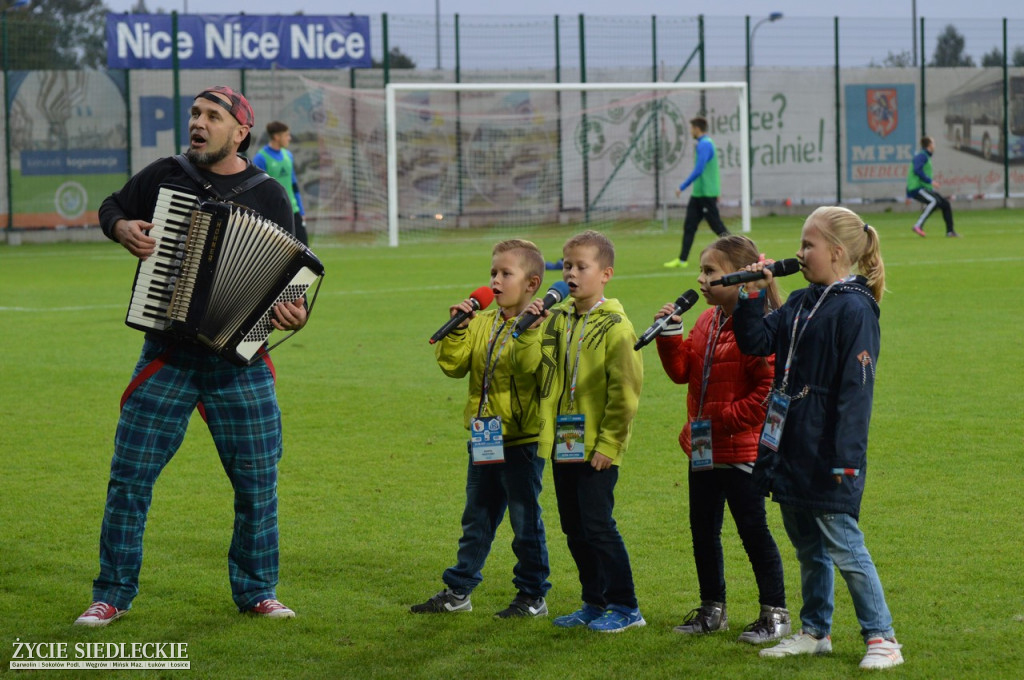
left=99, top=156, right=294, bottom=241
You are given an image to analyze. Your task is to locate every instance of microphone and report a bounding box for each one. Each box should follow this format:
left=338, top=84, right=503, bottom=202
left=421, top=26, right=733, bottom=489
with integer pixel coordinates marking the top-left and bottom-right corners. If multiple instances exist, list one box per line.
left=428, top=286, right=495, bottom=344
left=634, top=289, right=700, bottom=351
left=511, top=280, right=571, bottom=338
left=710, top=258, right=801, bottom=287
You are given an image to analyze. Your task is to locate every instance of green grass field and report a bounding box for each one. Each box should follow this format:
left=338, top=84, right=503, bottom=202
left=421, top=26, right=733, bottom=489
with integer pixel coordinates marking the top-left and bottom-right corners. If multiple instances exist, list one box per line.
left=2, top=210, right=1022, bottom=679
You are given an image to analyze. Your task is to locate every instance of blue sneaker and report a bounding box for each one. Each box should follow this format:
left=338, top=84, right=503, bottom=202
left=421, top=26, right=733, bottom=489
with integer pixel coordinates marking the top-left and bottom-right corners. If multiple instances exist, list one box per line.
left=552, top=603, right=604, bottom=628
left=587, top=606, right=647, bottom=633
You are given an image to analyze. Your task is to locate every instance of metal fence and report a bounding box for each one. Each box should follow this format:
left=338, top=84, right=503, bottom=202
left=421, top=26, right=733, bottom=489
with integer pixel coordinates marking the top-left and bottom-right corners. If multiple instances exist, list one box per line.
left=2, top=12, right=1023, bottom=238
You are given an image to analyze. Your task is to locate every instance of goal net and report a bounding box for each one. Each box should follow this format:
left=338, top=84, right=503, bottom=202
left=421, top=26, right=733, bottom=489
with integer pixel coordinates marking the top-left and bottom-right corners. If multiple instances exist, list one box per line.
left=300, top=79, right=749, bottom=245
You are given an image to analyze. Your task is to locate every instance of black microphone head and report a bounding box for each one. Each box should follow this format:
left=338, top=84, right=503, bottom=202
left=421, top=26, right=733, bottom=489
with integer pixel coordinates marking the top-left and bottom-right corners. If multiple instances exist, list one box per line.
left=772, top=258, right=801, bottom=277
left=675, top=289, right=700, bottom=311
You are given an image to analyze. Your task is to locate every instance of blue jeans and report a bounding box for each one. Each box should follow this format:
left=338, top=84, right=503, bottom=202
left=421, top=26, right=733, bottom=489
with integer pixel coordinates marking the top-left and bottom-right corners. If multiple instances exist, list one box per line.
left=442, top=443, right=550, bottom=598
left=552, top=462, right=638, bottom=610
left=780, top=505, right=895, bottom=641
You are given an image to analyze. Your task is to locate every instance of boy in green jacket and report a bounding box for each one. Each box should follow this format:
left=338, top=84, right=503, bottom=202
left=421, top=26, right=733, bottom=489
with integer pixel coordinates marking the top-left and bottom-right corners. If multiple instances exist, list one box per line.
left=410, top=239, right=552, bottom=618
left=513, top=230, right=645, bottom=632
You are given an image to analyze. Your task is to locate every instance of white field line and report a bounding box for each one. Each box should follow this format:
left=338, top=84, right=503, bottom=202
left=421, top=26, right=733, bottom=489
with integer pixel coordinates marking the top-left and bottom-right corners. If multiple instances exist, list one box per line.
left=2, top=254, right=1020, bottom=313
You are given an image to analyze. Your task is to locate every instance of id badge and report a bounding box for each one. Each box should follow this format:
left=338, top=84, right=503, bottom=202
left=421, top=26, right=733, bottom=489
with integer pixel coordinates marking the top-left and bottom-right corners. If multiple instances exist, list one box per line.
left=554, top=413, right=586, bottom=462
left=690, top=419, right=713, bottom=471
left=470, top=416, right=505, bottom=465
left=759, top=391, right=791, bottom=452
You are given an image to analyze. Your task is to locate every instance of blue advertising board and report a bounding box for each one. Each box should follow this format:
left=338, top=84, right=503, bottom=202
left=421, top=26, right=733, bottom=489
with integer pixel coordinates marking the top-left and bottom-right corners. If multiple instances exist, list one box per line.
left=106, top=14, right=372, bottom=70
left=844, top=84, right=916, bottom=183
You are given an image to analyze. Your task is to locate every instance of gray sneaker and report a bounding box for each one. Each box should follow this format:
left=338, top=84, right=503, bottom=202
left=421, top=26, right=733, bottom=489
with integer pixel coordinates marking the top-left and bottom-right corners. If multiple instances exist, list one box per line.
left=410, top=588, right=472, bottom=614
left=737, top=605, right=791, bottom=644
left=672, top=601, right=728, bottom=634
left=495, top=594, right=548, bottom=618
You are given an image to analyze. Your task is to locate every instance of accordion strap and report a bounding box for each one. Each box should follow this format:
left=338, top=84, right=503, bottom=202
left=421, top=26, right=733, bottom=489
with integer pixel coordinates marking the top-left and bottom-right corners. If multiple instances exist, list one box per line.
left=120, top=348, right=277, bottom=424
left=172, top=154, right=273, bottom=201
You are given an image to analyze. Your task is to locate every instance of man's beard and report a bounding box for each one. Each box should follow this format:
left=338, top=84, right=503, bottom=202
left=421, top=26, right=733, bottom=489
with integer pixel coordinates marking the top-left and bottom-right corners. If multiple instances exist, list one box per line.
left=185, top=138, right=232, bottom=167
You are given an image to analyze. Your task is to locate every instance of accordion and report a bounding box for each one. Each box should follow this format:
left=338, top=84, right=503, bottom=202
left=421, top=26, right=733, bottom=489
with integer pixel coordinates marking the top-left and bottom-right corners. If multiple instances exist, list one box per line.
left=126, top=185, right=324, bottom=365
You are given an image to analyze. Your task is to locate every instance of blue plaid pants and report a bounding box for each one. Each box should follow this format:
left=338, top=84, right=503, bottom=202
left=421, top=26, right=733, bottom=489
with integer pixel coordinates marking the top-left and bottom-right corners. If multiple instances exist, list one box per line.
left=93, top=337, right=283, bottom=611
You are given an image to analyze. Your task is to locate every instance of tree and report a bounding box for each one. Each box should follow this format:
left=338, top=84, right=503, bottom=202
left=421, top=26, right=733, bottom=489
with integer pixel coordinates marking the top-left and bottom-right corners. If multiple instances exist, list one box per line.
left=870, top=50, right=914, bottom=68
left=981, top=47, right=1003, bottom=67
left=929, top=24, right=975, bottom=67
left=372, top=47, right=416, bottom=70
left=2, top=0, right=107, bottom=69
left=977, top=45, right=1024, bottom=67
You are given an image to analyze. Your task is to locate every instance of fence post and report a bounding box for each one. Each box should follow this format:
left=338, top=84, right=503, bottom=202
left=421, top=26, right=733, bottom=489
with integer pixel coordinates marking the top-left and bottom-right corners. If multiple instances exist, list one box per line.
left=1002, top=17, right=1009, bottom=201
left=555, top=15, right=564, bottom=214
left=172, top=11, right=181, bottom=153
left=124, top=70, right=133, bottom=177
left=2, top=10, right=11, bottom=233
left=919, top=17, right=926, bottom=137
left=834, top=16, right=842, bottom=204
left=699, top=14, right=706, bottom=113
left=745, top=16, right=752, bottom=200
left=579, top=13, right=589, bottom=223
left=349, top=66, right=358, bottom=225
left=652, top=15, right=661, bottom=211
left=455, top=14, right=464, bottom=219
left=382, top=13, right=390, bottom=86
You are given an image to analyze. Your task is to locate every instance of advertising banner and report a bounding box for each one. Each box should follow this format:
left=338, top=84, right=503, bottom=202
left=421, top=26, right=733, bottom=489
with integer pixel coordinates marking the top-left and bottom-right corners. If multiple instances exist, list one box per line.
left=6, top=70, right=127, bottom=229
left=106, top=14, right=372, bottom=70
left=844, top=83, right=916, bottom=184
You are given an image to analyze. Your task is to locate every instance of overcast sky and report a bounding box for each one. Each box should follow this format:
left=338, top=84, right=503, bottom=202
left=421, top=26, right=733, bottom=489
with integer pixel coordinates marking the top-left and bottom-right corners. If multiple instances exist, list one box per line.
left=104, top=0, right=1023, bottom=20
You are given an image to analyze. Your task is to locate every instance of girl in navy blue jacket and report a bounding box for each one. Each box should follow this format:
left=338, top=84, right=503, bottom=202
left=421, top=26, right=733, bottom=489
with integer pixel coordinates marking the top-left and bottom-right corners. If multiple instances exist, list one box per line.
left=731, top=206, right=903, bottom=671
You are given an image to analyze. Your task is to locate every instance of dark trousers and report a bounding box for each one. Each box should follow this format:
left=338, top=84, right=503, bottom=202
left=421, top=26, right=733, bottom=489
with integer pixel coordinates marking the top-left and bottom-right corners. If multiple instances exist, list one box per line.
left=688, top=467, right=786, bottom=607
left=680, top=196, right=730, bottom=262
left=552, top=462, right=638, bottom=610
left=95, top=338, right=282, bottom=611
left=442, top=443, right=551, bottom=598
left=909, top=188, right=954, bottom=232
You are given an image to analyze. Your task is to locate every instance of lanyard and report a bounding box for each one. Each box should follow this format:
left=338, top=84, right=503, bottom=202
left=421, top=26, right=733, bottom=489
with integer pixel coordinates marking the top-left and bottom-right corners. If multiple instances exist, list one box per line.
left=779, top=280, right=841, bottom=394
left=564, top=298, right=605, bottom=412
left=696, top=307, right=726, bottom=419
left=478, top=310, right=520, bottom=417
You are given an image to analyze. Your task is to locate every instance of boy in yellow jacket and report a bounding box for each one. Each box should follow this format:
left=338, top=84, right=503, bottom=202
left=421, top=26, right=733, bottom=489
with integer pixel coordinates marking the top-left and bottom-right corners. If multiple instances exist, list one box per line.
left=513, top=230, right=645, bottom=632
left=410, top=239, right=552, bottom=618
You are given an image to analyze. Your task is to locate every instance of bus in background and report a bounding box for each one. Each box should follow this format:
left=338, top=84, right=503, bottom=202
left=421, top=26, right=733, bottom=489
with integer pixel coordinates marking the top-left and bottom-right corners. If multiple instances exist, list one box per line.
left=944, top=73, right=1024, bottom=162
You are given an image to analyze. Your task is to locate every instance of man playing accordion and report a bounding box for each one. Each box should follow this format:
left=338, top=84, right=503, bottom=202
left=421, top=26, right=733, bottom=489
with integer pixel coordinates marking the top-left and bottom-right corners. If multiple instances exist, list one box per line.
left=75, top=85, right=306, bottom=626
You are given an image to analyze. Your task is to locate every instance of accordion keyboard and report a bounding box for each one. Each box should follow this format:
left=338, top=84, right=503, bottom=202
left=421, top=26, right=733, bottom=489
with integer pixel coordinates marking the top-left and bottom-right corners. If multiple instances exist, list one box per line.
left=125, top=186, right=199, bottom=332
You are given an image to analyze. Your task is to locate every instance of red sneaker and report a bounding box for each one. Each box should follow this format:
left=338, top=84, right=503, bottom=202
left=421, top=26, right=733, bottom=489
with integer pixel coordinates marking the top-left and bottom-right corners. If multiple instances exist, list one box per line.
left=247, top=599, right=295, bottom=618
left=74, top=602, right=126, bottom=627
left=912, top=226, right=926, bottom=237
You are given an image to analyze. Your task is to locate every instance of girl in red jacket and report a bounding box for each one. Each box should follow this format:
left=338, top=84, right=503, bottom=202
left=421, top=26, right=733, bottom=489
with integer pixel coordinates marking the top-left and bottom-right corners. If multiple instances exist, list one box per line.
left=654, top=234, right=789, bottom=644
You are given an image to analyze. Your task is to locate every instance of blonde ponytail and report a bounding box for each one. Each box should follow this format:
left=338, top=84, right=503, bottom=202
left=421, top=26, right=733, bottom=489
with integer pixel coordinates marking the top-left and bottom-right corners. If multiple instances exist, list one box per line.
left=808, top=206, right=886, bottom=302
left=859, top=225, right=885, bottom=302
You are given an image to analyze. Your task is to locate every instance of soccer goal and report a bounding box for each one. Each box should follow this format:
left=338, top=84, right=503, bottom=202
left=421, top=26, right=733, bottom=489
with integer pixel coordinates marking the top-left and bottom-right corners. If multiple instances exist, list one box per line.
left=384, top=81, right=749, bottom=246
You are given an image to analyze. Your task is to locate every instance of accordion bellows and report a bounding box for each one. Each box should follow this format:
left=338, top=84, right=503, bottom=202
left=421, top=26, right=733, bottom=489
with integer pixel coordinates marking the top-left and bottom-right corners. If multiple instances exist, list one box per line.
left=126, top=185, right=324, bottom=365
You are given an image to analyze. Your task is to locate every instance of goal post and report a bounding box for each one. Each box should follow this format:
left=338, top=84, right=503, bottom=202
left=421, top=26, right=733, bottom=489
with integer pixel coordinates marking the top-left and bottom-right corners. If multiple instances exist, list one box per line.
left=384, top=81, right=750, bottom=247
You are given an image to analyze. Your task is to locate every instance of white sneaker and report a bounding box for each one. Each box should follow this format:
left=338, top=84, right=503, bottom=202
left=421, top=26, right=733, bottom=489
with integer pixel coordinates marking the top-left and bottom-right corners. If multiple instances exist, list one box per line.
left=760, top=631, right=832, bottom=658
left=859, top=637, right=904, bottom=669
